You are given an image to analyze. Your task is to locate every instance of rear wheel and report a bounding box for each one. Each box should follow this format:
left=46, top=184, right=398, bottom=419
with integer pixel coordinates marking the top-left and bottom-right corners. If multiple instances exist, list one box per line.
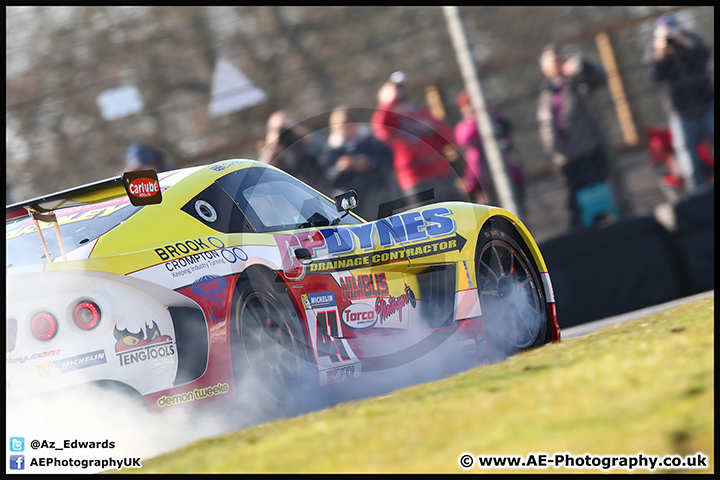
left=476, top=228, right=547, bottom=353
left=230, top=276, right=315, bottom=415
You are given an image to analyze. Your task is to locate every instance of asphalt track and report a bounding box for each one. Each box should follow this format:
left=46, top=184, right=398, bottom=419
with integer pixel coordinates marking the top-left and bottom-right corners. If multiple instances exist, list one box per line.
left=560, top=290, right=715, bottom=340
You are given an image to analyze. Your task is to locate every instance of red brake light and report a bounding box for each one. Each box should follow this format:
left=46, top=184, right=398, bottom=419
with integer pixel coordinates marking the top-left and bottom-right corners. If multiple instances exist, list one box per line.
left=31, top=312, right=58, bottom=340
left=74, top=301, right=101, bottom=330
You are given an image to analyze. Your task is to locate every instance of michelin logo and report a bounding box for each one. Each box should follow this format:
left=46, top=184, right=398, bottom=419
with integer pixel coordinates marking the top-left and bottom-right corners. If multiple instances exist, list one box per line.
left=37, top=350, right=107, bottom=379
left=301, top=291, right=336, bottom=310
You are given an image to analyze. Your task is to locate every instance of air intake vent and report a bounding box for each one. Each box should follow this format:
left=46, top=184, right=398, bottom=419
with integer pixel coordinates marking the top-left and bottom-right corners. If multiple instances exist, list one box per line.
left=416, top=265, right=456, bottom=328
left=170, top=307, right=209, bottom=385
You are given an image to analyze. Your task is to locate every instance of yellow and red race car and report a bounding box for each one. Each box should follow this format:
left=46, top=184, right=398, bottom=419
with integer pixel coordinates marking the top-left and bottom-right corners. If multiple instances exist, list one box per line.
left=6, top=159, right=559, bottom=413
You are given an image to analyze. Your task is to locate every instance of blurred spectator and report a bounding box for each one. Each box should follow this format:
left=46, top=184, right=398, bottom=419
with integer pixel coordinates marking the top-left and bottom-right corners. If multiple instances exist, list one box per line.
left=258, top=110, right=329, bottom=192
left=371, top=71, right=463, bottom=208
left=454, top=90, right=526, bottom=216
left=6, top=180, right=13, bottom=206
left=643, top=15, right=714, bottom=193
left=320, top=106, right=400, bottom=220
left=646, top=125, right=714, bottom=201
left=125, top=143, right=170, bottom=173
left=537, top=44, right=614, bottom=229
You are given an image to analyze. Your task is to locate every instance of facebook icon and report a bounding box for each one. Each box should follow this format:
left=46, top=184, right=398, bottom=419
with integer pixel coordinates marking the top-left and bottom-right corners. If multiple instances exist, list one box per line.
left=10, top=455, right=25, bottom=470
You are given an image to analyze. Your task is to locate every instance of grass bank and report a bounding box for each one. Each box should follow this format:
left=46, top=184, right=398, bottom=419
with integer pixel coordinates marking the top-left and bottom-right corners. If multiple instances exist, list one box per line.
left=132, top=297, right=714, bottom=473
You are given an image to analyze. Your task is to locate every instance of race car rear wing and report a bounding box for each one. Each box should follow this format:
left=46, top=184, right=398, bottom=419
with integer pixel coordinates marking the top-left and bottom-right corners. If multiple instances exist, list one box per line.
left=6, top=176, right=125, bottom=221
left=5, top=170, right=161, bottom=221
left=6, top=170, right=162, bottom=263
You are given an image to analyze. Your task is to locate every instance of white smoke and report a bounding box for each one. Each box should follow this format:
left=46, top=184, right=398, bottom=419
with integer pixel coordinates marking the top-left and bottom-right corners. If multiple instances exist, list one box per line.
left=6, top=272, right=541, bottom=473
left=6, top=304, right=537, bottom=474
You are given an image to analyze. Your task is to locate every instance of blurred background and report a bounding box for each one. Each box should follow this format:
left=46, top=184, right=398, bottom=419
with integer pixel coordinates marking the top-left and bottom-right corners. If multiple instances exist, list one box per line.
left=5, top=6, right=714, bottom=244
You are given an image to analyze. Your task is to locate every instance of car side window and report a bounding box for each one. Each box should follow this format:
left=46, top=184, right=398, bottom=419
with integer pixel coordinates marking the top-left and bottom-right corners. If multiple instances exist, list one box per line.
left=216, top=166, right=362, bottom=233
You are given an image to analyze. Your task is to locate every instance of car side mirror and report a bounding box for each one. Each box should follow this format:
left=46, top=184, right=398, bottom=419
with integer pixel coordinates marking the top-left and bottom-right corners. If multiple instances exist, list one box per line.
left=335, top=190, right=359, bottom=213
left=295, top=248, right=312, bottom=265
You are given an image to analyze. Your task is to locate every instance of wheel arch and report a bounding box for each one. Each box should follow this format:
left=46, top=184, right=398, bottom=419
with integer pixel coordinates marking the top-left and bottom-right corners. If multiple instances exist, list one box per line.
left=233, top=264, right=289, bottom=296
left=478, top=214, right=547, bottom=274
left=476, top=213, right=555, bottom=345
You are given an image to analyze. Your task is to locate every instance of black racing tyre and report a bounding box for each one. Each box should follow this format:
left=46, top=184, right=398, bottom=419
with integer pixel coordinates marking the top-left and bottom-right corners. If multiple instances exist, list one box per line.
left=230, top=276, right=315, bottom=415
left=475, top=227, right=547, bottom=353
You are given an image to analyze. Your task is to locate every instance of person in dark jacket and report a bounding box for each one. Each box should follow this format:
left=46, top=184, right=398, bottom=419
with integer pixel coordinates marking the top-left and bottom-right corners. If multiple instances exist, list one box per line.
left=125, top=144, right=170, bottom=173
left=320, top=106, right=400, bottom=220
left=258, top=110, right=330, bottom=194
left=643, top=15, right=714, bottom=192
left=537, top=44, right=613, bottom=228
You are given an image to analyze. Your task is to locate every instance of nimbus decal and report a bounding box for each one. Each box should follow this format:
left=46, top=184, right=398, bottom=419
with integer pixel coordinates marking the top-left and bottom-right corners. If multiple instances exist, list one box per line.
left=156, top=382, right=230, bottom=407
left=340, top=273, right=389, bottom=301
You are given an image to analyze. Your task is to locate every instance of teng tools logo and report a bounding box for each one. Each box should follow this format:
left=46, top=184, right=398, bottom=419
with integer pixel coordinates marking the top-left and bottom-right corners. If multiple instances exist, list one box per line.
left=113, top=321, right=175, bottom=367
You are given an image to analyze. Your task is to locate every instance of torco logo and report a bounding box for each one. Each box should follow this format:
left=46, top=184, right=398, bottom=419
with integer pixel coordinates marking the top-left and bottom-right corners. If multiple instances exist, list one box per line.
left=341, top=303, right=377, bottom=330
left=128, top=177, right=159, bottom=198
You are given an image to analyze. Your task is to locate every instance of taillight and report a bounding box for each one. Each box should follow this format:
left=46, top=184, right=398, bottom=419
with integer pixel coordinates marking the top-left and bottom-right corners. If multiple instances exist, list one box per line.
left=548, top=303, right=560, bottom=342
left=31, top=312, right=58, bottom=340
left=74, top=301, right=101, bottom=330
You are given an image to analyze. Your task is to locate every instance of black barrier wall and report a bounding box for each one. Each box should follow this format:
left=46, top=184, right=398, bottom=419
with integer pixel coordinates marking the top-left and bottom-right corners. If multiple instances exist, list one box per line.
left=540, top=186, right=714, bottom=329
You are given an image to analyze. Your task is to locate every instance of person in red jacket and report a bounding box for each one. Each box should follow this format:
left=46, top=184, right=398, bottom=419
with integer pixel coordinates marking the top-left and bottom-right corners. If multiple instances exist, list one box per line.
left=371, top=71, right=462, bottom=208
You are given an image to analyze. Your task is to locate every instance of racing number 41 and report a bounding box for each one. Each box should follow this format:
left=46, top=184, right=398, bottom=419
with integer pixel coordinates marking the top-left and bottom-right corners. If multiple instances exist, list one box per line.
left=316, top=311, right=351, bottom=363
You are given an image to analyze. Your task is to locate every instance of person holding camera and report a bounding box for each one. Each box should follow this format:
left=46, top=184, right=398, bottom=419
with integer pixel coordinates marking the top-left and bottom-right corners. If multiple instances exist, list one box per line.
left=320, top=106, right=400, bottom=220
left=371, top=71, right=463, bottom=208
left=643, top=15, right=714, bottom=192
left=124, top=143, right=170, bottom=173
left=537, top=44, right=613, bottom=229
left=258, top=110, right=330, bottom=193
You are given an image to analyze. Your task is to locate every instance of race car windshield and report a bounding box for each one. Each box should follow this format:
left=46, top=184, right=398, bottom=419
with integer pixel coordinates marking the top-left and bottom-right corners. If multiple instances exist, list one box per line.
left=6, top=198, right=143, bottom=270
left=216, top=166, right=362, bottom=232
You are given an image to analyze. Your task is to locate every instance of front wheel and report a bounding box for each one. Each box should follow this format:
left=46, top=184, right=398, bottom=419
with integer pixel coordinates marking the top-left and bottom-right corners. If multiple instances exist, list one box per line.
left=475, top=228, right=547, bottom=353
left=230, top=276, right=315, bottom=415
